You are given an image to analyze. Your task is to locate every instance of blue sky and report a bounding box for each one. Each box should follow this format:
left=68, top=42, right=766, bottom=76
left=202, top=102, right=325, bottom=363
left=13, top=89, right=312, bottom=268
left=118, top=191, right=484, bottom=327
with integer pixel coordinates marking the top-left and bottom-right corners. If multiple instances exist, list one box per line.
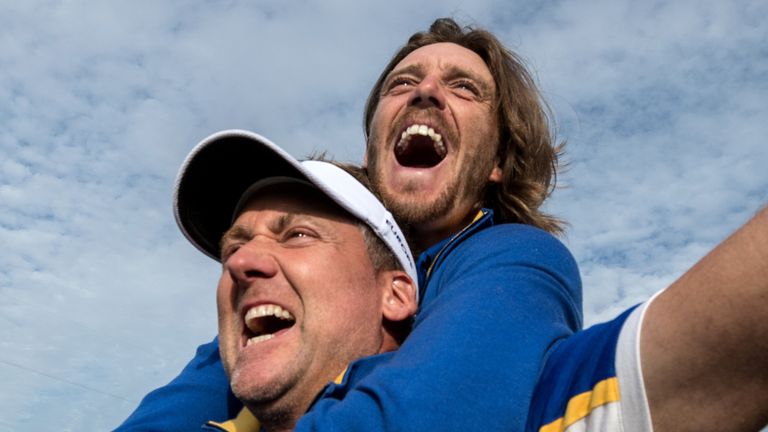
left=1, top=1, right=766, bottom=430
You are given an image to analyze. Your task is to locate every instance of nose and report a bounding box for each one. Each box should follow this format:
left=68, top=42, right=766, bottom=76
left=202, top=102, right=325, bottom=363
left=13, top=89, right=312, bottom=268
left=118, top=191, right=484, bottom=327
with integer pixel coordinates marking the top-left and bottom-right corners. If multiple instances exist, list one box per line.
left=224, top=241, right=280, bottom=285
left=408, top=75, right=446, bottom=110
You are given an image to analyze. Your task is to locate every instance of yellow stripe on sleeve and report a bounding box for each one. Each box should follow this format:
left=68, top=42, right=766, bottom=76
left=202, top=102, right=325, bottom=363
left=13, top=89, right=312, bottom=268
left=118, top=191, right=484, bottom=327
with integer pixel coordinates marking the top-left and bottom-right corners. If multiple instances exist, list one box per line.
left=539, top=377, right=621, bottom=432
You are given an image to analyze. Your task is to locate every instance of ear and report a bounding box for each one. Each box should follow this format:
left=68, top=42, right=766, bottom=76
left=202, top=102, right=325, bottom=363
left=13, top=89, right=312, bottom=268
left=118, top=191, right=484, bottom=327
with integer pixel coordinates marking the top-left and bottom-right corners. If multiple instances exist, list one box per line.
left=379, top=271, right=417, bottom=322
left=488, top=160, right=503, bottom=183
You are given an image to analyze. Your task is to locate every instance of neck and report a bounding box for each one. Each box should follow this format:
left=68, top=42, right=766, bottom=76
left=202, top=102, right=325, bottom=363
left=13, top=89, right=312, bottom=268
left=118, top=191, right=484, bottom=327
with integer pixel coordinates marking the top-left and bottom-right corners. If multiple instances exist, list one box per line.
left=410, top=208, right=480, bottom=254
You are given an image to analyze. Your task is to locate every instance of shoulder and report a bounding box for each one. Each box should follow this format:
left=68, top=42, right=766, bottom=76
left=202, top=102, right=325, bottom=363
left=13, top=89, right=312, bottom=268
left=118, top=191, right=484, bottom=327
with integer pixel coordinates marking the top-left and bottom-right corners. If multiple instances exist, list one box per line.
left=446, top=223, right=579, bottom=278
left=422, top=223, right=582, bottom=321
left=526, top=306, right=644, bottom=432
left=467, top=222, right=569, bottom=250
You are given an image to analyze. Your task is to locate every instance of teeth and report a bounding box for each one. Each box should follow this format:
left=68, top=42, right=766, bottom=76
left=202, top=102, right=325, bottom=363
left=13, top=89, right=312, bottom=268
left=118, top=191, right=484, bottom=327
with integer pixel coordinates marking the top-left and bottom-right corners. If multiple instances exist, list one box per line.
left=244, top=303, right=295, bottom=340
left=397, top=124, right=444, bottom=153
left=242, top=304, right=295, bottom=346
left=397, top=124, right=447, bottom=160
left=247, top=334, right=274, bottom=346
left=245, top=304, right=294, bottom=323
left=434, top=140, right=446, bottom=157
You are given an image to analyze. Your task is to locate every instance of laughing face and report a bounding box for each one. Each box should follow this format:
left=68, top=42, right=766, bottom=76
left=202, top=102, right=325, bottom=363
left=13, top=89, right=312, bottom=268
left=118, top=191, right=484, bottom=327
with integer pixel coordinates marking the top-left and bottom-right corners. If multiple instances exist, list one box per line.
left=366, top=42, right=503, bottom=248
left=216, top=185, right=391, bottom=425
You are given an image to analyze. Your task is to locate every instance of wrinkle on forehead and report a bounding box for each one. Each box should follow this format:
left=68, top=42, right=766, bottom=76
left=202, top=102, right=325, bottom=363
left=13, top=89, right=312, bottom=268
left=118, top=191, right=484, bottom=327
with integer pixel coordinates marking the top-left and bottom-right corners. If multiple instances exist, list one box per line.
left=389, top=43, right=496, bottom=98
left=237, top=186, right=353, bottom=226
left=221, top=193, right=359, bottom=251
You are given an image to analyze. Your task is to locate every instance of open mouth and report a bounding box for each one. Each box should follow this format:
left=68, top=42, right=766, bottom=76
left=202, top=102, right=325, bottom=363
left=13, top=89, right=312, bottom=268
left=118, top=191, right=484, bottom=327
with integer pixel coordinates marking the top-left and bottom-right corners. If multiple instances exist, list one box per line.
left=395, top=124, right=447, bottom=168
left=243, top=304, right=296, bottom=346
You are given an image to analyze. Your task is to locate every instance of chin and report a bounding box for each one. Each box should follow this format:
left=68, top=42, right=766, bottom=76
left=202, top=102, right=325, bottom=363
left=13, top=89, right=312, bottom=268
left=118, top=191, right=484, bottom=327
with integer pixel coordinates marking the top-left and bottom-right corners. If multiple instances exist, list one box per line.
left=230, top=365, right=284, bottom=403
left=233, top=374, right=305, bottom=431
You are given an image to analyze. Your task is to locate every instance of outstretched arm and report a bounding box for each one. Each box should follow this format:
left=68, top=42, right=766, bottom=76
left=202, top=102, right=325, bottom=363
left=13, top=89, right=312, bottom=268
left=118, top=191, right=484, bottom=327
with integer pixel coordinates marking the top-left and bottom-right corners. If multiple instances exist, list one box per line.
left=642, top=207, right=768, bottom=432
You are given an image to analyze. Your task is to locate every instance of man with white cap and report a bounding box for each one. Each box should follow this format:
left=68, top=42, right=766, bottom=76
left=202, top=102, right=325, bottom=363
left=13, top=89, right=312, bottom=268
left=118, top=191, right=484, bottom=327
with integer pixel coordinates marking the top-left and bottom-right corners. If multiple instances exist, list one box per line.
left=173, top=129, right=418, bottom=431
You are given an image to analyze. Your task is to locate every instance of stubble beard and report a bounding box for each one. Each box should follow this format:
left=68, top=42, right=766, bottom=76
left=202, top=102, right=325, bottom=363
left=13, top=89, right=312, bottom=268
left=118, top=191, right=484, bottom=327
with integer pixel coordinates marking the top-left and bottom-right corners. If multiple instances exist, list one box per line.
left=228, top=357, right=301, bottom=429
left=368, top=147, right=494, bottom=241
left=377, top=170, right=459, bottom=227
left=219, top=317, right=299, bottom=425
left=366, top=135, right=495, bottom=228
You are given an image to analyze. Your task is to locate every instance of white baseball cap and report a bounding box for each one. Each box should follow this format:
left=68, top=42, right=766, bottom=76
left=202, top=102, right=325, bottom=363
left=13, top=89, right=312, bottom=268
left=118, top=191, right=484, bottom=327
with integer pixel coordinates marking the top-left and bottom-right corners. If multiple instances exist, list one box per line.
left=173, top=129, right=418, bottom=295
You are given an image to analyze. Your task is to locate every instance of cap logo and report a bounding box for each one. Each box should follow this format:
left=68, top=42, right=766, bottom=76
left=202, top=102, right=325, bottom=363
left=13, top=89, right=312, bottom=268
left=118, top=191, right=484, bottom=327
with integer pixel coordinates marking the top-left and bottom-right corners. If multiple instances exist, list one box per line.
left=386, top=218, right=413, bottom=270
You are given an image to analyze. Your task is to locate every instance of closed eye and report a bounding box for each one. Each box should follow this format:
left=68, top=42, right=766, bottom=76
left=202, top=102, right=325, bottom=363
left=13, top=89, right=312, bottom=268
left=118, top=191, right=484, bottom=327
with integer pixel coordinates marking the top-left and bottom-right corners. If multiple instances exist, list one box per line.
left=384, top=76, right=418, bottom=95
left=220, top=225, right=253, bottom=262
left=282, top=227, right=318, bottom=246
left=451, top=79, right=481, bottom=98
left=220, top=242, right=242, bottom=262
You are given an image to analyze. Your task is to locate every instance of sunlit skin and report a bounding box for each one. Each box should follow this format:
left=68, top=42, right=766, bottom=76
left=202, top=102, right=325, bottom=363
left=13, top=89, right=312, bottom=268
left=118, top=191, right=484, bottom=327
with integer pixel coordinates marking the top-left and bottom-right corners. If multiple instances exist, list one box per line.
left=366, top=42, right=503, bottom=251
left=216, top=185, right=409, bottom=431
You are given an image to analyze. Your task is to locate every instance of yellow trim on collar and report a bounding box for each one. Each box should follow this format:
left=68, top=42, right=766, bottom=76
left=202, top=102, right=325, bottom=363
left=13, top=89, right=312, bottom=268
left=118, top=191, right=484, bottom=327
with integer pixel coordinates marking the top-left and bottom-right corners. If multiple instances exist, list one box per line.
left=207, top=407, right=260, bottom=432
left=206, top=367, right=349, bottom=431
left=471, top=209, right=485, bottom=223
left=334, top=366, right=349, bottom=384
left=425, top=209, right=487, bottom=280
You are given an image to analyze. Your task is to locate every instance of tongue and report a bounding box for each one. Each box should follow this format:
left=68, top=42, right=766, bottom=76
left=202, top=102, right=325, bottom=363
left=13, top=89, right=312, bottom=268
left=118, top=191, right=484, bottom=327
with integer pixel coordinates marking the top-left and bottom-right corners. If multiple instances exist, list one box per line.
left=396, top=135, right=444, bottom=168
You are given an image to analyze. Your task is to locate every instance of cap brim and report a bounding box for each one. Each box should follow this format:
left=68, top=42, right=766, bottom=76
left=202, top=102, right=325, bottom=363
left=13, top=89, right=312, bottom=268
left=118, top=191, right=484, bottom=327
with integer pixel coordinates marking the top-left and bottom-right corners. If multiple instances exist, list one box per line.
left=173, top=130, right=305, bottom=261
left=174, top=129, right=418, bottom=300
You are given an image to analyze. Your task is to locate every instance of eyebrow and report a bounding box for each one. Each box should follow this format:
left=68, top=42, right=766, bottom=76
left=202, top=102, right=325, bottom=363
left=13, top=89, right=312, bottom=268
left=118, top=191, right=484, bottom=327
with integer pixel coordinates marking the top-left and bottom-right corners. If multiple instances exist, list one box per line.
left=268, top=213, right=294, bottom=233
left=385, top=62, right=494, bottom=98
left=387, top=63, right=425, bottom=80
left=382, top=63, right=425, bottom=91
left=219, top=212, right=303, bottom=251
left=219, top=225, right=252, bottom=252
left=443, top=65, right=494, bottom=97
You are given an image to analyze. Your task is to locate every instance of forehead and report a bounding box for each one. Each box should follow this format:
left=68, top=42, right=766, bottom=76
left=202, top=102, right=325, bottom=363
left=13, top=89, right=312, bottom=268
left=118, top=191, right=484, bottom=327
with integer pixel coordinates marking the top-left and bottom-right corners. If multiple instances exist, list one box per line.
left=234, top=184, right=355, bottom=227
left=393, top=42, right=494, bottom=83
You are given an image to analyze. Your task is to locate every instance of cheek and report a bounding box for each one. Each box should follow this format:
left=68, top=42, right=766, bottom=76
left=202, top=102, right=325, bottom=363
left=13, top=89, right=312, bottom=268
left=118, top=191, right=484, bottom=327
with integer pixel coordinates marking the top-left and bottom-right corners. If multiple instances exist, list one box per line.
left=310, top=293, right=381, bottom=356
left=366, top=120, right=386, bottom=157
left=337, top=268, right=383, bottom=324
left=368, top=98, right=403, bottom=145
left=471, top=117, right=497, bottom=143
left=463, top=126, right=499, bottom=166
left=216, top=278, right=240, bottom=333
left=308, top=260, right=381, bottom=326
left=216, top=281, right=239, bottom=372
left=216, top=276, right=235, bottom=311
left=460, top=103, right=498, bottom=138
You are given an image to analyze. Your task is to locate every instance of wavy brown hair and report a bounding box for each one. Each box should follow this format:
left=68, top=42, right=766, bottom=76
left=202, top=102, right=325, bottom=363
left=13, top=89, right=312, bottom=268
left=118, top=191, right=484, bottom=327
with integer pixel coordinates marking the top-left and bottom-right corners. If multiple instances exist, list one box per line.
left=363, top=18, right=565, bottom=234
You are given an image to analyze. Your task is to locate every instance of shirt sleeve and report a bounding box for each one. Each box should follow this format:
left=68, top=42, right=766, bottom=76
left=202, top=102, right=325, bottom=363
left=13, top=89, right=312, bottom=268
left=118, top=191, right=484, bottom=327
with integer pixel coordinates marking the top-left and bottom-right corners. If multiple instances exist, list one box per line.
left=113, top=337, right=242, bottom=432
left=295, top=224, right=583, bottom=431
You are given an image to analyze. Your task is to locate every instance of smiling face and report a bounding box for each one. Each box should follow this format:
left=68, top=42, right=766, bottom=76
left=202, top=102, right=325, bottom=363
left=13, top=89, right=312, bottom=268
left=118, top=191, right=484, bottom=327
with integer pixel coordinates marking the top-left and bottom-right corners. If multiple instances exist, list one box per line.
left=366, top=42, right=503, bottom=248
left=216, top=184, right=391, bottom=426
